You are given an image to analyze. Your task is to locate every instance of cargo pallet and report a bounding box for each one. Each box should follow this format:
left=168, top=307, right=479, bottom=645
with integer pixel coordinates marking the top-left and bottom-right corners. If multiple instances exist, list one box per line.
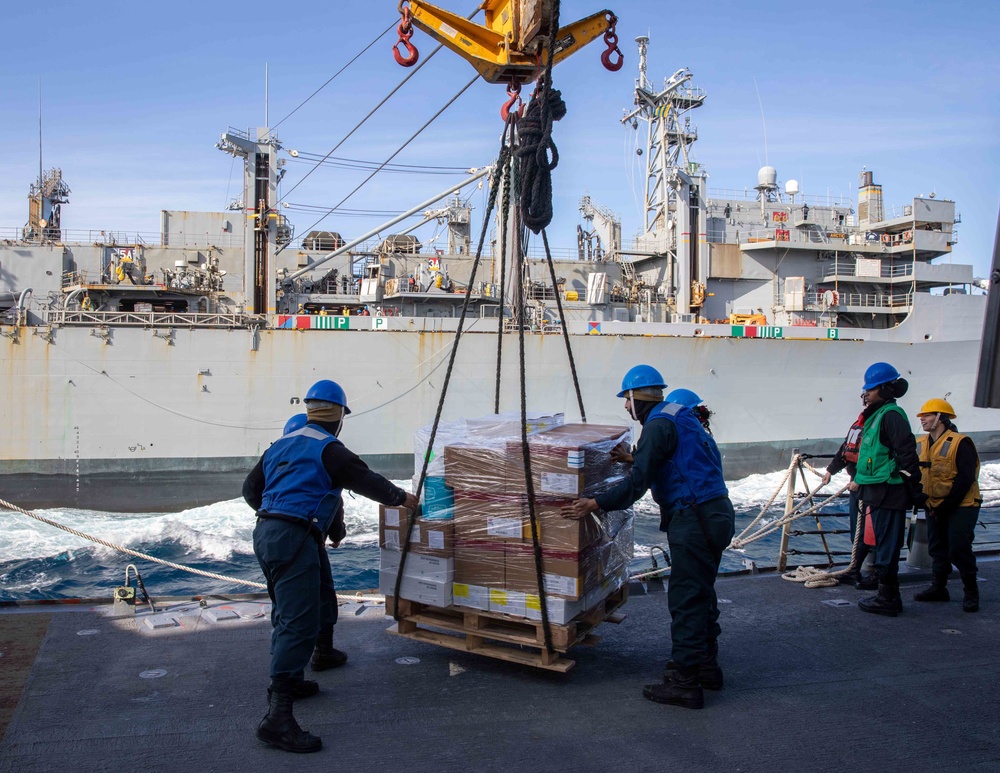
left=385, top=586, right=628, bottom=672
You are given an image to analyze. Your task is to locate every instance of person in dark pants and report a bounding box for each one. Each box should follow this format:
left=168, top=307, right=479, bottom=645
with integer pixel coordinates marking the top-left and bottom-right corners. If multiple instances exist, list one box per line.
left=820, top=405, right=875, bottom=589
left=562, top=366, right=735, bottom=710
left=244, top=380, right=417, bottom=753
left=850, top=362, right=921, bottom=617
left=912, top=398, right=982, bottom=612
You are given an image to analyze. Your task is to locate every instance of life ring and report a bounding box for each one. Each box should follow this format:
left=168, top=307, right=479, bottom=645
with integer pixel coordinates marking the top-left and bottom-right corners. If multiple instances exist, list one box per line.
left=881, top=234, right=891, bottom=244
left=831, top=290, right=839, bottom=306
left=903, top=230, right=913, bottom=242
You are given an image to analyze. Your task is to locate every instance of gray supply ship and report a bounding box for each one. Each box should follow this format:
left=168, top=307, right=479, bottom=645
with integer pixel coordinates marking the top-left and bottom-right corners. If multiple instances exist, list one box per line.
left=2, top=37, right=996, bottom=510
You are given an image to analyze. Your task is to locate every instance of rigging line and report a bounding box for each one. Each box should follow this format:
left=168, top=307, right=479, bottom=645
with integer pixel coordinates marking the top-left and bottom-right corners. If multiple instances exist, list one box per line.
left=279, top=74, right=481, bottom=254
left=270, top=22, right=395, bottom=130
left=275, top=39, right=449, bottom=211
left=287, top=159, right=468, bottom=176
left=290, top=152, right=471, bottom=173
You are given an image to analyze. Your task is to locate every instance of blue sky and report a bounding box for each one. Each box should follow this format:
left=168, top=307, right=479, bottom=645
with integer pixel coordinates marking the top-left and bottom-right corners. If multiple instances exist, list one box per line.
left=2, top=0, right=997, bottom=275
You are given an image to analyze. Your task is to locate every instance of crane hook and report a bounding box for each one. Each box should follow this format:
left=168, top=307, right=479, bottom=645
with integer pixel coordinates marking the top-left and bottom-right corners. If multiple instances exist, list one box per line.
left=601, top=14, right=624, bottom=72
left=393, top=4, right=419, bottom=67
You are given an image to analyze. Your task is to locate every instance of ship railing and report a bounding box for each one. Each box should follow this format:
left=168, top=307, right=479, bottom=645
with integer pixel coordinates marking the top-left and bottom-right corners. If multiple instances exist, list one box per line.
left=836, top=291, right=913, bottom=308
left=0, top=226, right=246, bottom=249
left=46, top=309, right=255, bottom=328
left=740, top=229, right=847, bottom=245
left=824, top=261, right=914, bottom=278
left=707, top=188, right=853, bottom=207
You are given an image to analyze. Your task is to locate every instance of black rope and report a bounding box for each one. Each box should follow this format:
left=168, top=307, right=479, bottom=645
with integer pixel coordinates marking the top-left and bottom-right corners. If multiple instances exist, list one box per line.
left=541, top=229, right=586, bottom=422
left=493, top=120, right=516, bottom=412
left=392, top=151, right=509, bottom=619
left=517, top=0, right=565, bottom=235
left=516, top=84, right=566, bottom=234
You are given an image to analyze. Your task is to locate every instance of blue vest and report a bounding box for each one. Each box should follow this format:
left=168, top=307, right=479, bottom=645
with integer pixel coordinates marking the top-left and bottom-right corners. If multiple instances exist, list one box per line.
left=646, top=401, right=729, bottom=512
left=259, top=425, right=343, bottom=534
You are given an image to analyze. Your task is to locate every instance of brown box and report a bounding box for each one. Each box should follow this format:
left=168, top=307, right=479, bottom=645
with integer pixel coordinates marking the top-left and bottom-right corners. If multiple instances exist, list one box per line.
left=528, top=497, right=604, bottom=552
left=506, top=423, right=630, bottom=498
left=452, top=490, right=528, bottom=542
left=453, top=539, right=506, bottom=586
left=504, top=543, right=594, bottom=600
left=443, top=445, right=509, bottom=492
left=415, top=517, right=454, bottom=558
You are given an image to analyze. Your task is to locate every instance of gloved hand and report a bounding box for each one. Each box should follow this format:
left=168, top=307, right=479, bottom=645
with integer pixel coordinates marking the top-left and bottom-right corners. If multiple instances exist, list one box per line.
left=910, top=491, right=929, bottom=508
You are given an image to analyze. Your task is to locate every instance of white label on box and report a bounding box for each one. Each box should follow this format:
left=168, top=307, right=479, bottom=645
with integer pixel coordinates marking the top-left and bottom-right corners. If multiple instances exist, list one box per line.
left=427, top=530, right=445, bottom=550
left=543, top=573, right=580, bottom=597
left=566, top=450, right=585, bottom=469
left=540, top=472, right=579, bottom=495
left=487, top=516, right=523, bottom=539
left=411, top=525, right=420, bottom=545
left=384, top=508, right=403, bottom=527
left=383, top=529, right=400, bottom=550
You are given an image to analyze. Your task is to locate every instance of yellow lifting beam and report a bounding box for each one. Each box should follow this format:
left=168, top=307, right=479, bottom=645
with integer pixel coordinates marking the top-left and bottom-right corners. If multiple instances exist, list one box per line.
left=396, top=0, right=619, bottom=84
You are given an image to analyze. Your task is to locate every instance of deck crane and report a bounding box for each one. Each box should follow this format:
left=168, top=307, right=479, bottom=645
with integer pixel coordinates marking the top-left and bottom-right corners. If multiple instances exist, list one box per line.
left=393, top=0, right=622, bottom=116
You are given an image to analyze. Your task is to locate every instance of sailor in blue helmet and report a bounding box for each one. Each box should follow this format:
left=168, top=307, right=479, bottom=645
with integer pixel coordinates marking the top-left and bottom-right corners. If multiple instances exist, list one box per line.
left=243, top=380, right=418, bottom=752
left=851, top=362, right=921, bottom=617
left=563, top=365, right=736, bottom=710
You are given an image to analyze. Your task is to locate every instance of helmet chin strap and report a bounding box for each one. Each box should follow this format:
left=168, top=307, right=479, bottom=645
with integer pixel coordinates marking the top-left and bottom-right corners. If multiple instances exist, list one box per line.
left=627, top=389, right=639, bottom=421
left=332, top=417, right=344, bottom=438
left=928, top=413, right=941, bottom=433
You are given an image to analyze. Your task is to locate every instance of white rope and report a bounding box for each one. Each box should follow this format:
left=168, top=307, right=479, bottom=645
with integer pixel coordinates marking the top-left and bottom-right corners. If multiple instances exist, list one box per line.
left=780, top=565, right=840, bottom=588
left=0, top=497, right=267, bottom=590
left=729, top=482, right=848, bottom=549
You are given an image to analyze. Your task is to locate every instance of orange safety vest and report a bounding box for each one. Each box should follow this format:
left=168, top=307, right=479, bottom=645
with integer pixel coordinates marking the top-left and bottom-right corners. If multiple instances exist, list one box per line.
left=916, top=429, right=982, bottom=508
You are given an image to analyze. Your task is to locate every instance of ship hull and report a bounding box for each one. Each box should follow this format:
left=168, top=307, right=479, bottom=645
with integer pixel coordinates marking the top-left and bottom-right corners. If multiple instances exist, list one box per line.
left=3, top=293, right=998, bottom=511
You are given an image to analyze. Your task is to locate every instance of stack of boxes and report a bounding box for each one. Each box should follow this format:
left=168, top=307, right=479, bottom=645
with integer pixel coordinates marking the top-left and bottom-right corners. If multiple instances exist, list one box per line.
left=379, top=414, right=634, bottom=625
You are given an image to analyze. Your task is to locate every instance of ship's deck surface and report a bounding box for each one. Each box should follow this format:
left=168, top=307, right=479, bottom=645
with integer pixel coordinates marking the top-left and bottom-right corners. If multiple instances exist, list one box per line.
left=2, top=562, right=998, bottom=772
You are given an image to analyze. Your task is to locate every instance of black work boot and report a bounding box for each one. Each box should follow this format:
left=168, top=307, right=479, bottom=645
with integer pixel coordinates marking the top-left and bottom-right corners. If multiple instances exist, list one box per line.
left=311, top=625, right=348, bottom=671
left=914, top=575, right=950, bottom=602
left=854, top=571, right=879, bottom=591
left=961, top=573, right=979, bottom=613
left=644, top=666, right=705, bottom=709
left=663, top=640, right=723, bottom=690
left=257, top=684, right=322, bottom=753
left=858, top=583, right=901, bottom=617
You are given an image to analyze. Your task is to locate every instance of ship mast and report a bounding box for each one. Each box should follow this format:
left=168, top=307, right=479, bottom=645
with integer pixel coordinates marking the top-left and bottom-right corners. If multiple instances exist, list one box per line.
left=621, top=37, right=708, bottom=319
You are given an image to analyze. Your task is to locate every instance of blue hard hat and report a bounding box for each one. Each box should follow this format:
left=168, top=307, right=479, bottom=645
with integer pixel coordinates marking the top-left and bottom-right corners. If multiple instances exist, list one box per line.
left=666, top=388, right=702, bottom=409
left=616, top=365, right=667, bottom=398
left=304, top=379, right=352, bottom=414
left=863, top=362, right=900, bottom=391
left=283, top=413, right=308, bottom=435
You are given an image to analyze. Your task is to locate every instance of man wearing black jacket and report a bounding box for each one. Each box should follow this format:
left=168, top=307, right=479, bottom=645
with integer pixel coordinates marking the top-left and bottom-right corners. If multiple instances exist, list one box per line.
left=850, top=362, right=921, bottom=617
left=243, top=379, right=417, bottom=753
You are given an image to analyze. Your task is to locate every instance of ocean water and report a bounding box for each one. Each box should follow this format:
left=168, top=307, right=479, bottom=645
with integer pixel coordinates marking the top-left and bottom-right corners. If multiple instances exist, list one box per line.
left=3, top=465, right=999, bottom=601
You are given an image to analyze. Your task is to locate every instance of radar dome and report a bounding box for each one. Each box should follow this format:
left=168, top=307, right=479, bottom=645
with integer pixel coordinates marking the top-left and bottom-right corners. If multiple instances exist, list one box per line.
left=785, top=179, right=800, bottom=196
left=757, top=166, right=777, bottom=187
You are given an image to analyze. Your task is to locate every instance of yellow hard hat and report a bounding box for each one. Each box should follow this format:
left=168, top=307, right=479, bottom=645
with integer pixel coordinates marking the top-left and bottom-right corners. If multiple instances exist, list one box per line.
left=917, top=398, right=956, bottom=418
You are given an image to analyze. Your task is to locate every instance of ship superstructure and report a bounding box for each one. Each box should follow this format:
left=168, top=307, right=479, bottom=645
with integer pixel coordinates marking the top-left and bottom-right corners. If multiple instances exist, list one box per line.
left=0, top=39, right=994, bottom=509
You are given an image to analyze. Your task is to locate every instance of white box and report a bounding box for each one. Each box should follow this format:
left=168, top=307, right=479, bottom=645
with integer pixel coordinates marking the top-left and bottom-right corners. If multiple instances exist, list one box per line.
left=488, top=588, right=527, bottom=617
left=452, top=582, right=490, bottom=611
left=524, top=593, right=584, bottom=625
left=379, top=550, right=454, bottom=584
left=379, top=570, right=452, bottom=607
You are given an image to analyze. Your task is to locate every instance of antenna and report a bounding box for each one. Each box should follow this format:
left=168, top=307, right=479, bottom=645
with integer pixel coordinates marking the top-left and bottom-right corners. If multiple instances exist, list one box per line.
left=265, top=63, right=269, bottom=128
left=753, top=77, right=767, bottom=165
left=38, top=78, right=43, bottom=196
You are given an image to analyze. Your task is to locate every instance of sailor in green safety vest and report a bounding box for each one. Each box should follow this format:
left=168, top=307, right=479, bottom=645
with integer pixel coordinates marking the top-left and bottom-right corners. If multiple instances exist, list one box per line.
left=849, top=362, right=922, bottom=617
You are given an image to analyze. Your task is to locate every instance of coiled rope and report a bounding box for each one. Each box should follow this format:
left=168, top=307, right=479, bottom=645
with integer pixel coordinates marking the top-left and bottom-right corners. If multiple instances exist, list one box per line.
left=0, top=497, right=266, bottom=590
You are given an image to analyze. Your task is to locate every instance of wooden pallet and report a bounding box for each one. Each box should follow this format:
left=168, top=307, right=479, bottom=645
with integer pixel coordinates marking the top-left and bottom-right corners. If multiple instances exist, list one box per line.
left=385, top=586, right=628, bottom=672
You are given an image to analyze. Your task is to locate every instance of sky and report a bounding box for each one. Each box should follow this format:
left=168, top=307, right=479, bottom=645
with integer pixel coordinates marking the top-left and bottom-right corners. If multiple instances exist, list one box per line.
left=2, top=0, right=997, bottom=275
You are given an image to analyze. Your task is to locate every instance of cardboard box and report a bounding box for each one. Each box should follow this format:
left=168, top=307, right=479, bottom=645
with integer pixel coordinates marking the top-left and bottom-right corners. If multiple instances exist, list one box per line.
left=452, top=491, right=528, bottom=542
left=488, top=588, right=527, bottom=617
left=504, top=543, right=592, bottom=600
left=379, top=549, right=454, bottom=584
left=379, top=505, right=419, bottom=552
left=507, top=423, right=630, bottom=497
left=452, top=582, right=491, bottom=612
left=465, top=410, right=565, bottom=438
left=453, top=539, right=506, bottom=587
left=379, top=570, right=452, bottom=607
left=524, top=593, right=585, bottom=625
left=417, top=516, right=454, bottom=558
left=443, top=445, right=509, bottom=492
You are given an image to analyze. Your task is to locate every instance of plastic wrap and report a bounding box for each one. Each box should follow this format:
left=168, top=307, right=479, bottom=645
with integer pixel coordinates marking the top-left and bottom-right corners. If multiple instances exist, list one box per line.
left=380, top=414, right=634, bottom=624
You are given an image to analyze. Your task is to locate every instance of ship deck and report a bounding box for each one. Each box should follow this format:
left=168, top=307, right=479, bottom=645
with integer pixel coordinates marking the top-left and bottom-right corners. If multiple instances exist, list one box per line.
left=2, top=562, right=999, bottom=772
